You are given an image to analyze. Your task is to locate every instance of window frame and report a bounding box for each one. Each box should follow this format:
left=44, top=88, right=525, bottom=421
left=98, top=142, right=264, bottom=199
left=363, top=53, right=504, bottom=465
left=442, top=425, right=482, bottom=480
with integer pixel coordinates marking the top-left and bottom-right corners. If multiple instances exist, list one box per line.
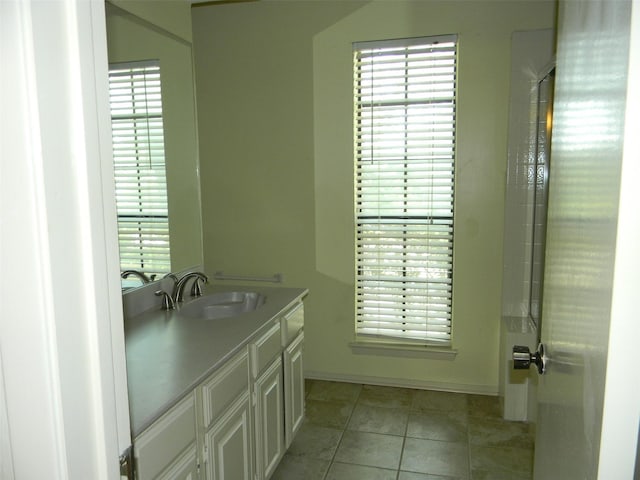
left=353, top=35, right=458, bottom=347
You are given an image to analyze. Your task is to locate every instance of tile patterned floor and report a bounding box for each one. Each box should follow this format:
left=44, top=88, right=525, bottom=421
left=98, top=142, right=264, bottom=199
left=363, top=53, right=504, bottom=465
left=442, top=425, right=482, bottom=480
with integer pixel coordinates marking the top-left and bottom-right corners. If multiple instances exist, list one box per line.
left=272, top=380, right=536, bottom=480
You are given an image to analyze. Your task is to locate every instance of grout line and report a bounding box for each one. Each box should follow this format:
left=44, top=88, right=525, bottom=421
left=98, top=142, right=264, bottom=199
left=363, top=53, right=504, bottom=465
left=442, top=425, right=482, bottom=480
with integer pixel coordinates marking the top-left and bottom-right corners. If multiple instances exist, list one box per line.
left=466, top=394, right=474, bottom=480
left=320, top=382, right=363, bottom=480
left=396, top=403, right=410, bottom=480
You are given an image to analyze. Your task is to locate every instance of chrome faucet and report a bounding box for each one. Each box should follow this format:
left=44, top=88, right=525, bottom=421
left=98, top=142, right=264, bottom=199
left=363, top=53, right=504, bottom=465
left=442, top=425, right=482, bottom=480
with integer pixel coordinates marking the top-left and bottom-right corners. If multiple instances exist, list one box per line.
left=173, top=272, right=209, bottom=303
left=121, top=270, right=152, bottom=284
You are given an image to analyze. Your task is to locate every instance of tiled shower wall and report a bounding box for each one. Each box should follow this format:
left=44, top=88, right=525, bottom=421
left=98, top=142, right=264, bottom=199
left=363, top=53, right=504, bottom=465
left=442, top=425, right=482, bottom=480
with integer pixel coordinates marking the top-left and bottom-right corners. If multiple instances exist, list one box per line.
left=502, top=29, right=555, bottom=318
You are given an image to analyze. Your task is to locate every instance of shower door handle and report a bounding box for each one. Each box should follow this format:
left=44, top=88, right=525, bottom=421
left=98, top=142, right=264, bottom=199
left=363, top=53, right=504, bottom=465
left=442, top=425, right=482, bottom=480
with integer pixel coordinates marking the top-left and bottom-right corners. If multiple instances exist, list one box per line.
left=513, top=343, right=546, bottom=374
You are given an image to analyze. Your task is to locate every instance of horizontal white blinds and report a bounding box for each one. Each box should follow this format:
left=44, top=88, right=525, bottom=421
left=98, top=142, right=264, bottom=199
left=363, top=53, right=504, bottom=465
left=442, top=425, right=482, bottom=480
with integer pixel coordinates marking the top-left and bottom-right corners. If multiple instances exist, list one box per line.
left=109, top=61, right=171, bottom=277
left=354, top=36, right=457, bottom=345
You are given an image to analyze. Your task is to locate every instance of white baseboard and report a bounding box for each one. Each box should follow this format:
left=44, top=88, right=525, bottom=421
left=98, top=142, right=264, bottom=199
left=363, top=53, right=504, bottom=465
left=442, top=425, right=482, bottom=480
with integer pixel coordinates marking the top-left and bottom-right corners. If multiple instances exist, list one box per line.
left=304, top=370, right=498, bottom=396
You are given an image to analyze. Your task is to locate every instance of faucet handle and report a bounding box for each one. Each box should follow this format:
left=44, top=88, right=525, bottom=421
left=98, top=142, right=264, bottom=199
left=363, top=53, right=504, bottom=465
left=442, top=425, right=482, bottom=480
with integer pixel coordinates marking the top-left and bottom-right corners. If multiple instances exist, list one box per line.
left=155, top=290, right=175, bottom=310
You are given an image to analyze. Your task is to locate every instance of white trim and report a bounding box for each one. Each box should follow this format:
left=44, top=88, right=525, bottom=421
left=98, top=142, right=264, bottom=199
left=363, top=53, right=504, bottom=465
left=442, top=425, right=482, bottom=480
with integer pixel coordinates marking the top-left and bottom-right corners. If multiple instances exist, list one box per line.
left=91, top=0, right=134, bottom=454
left=349, top=341, right=457, bottom=360
left=2, top=1, right=69, bottom=477
left=304, top=371, right=498, bottom=396
left=1, top=0, right=130, bottom=477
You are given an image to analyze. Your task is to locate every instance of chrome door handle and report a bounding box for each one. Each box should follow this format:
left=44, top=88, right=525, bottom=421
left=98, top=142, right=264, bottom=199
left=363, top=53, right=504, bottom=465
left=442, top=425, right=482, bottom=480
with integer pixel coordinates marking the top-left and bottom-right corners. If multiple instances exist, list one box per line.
left=119, top=445, right=134, bottom=479
left=513, top=343, right=546, bottom=374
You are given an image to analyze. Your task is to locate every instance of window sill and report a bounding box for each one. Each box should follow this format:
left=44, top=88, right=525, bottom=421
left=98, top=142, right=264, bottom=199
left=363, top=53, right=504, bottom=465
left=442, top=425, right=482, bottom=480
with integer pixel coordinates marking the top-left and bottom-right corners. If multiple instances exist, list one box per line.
left=349, top=340, right=457, bottom=360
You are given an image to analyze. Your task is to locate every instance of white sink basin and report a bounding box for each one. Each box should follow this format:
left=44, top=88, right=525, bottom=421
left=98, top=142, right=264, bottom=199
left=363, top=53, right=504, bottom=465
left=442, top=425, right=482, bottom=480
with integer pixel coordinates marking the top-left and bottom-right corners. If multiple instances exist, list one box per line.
left=178, top=291, right=266, bottom=320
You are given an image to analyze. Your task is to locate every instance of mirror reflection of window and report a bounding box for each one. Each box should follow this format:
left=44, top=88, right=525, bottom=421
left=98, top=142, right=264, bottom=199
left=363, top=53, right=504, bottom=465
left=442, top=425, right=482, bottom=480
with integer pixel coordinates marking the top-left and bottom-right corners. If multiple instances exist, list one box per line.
left=108, top=60, right=171, bottom=283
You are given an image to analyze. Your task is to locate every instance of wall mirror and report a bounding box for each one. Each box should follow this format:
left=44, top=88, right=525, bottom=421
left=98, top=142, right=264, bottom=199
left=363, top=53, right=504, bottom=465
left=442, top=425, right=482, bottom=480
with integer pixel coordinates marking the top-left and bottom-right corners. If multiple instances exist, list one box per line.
left=105, top=3, right=204, bottom=289
left=529, top=66, right=555, bottom=333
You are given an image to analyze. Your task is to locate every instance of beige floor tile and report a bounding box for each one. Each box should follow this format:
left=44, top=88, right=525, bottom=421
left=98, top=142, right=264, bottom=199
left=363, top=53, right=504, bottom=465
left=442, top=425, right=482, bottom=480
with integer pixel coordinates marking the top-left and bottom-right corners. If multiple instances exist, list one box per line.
left=270, top=454, right=330, bottom=480
left=411, top=390, right=468, bottom=414
left=307, top=380, right=362, bottom=403
left=286, top=423, right=343, bottom=460
left=325, top=462, right=397, bottom=480
left=304, top=378, right=315, bottom=397
left=406, top=410, right=468, bottom=443
left=467, top=395, right=502, bottom=419
left=468, top=417, right=534, bottom=450
left=347, top=403, right=409, bottom=436
left=471, top=468, right=531, bottom=480
left=334, top=430, right=404, bottom=470
left=469, top=445, right=533, bottom=477
left=305, top=398, right=356, bottom=429
left=358, top=384, right=414, bottom=410
left=401, top=438, right=470, bottom=478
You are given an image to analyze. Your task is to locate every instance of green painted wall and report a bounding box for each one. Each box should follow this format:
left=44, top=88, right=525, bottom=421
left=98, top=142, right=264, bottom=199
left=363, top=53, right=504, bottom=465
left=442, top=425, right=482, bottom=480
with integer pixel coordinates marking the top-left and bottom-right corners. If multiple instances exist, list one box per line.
left=108, top=0, right=192, bottom=42
left=106, top=5, right=204, bottom=274
left=192, top=0, right=556, bottom=393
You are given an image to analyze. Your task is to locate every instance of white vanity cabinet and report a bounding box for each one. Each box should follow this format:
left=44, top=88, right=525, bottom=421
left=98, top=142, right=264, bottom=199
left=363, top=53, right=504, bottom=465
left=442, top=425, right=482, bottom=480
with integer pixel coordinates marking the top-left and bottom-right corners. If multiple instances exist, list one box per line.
left=251, top=321, right=285, bottom=480
left=130, top=295, right=306, bottom=480
left=133, top=393, right=198, bottom=480
left=200, top=349, right=253, bottom=480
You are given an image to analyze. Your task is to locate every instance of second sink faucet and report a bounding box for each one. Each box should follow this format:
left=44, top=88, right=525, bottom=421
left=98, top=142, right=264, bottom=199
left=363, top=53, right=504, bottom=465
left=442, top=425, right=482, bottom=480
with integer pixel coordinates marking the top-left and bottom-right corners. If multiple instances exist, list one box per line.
left=121, top=269, right=154, bottom=284
left=173, top=272, right=209, bottom=303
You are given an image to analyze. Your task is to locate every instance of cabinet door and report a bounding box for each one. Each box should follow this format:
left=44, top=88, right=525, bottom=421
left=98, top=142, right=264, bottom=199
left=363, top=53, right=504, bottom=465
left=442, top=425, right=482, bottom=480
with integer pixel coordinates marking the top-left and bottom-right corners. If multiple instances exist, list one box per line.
left=156, top=446, right=199, bottom=480
left=254, top=357, right=284, bottom=480
left=205, top=391, right=253, bottom=480
left=283, top=331, right=304, bottom=449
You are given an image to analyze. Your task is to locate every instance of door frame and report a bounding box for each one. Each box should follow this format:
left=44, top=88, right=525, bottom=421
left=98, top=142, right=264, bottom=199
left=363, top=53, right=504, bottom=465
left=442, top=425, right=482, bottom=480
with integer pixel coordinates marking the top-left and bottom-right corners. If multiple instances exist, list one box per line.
left=0, top=0, right=131, bottom=477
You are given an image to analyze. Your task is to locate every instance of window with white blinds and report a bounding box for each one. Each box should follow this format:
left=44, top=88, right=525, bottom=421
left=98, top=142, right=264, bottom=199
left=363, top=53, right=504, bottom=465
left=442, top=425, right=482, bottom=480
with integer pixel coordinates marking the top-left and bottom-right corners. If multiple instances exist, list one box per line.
left=109, top=60, right=171, bottom=278
left=354, top=35, right=457, bottom=345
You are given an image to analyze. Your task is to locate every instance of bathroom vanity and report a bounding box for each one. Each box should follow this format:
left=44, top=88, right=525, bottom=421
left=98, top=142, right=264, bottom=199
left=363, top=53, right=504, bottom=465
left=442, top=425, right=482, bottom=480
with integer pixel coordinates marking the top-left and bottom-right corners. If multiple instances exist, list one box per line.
left=124, top=285, right=307, bottom=480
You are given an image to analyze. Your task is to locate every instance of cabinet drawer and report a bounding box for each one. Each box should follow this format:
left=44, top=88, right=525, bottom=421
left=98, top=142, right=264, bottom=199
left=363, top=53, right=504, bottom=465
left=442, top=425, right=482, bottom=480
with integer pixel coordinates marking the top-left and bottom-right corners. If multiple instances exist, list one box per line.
left=134, top=393, right=196, bottom=480
left=281, top=302, right=304, bottom=347
left=250, top=321, right=281, bottom=378
left=202, top=348, right=249, bottom=428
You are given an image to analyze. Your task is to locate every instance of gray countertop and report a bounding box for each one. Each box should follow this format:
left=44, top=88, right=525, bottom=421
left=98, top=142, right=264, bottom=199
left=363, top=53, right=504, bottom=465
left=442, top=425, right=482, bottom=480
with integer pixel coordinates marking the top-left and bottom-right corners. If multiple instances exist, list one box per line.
left=125, top=284, right=308, bottom=437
